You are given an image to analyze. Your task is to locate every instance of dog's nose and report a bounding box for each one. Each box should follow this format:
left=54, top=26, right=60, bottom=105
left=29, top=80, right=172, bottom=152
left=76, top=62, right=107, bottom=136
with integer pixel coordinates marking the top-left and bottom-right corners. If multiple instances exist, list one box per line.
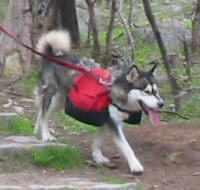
left=157, top=101, right=164, bottom=108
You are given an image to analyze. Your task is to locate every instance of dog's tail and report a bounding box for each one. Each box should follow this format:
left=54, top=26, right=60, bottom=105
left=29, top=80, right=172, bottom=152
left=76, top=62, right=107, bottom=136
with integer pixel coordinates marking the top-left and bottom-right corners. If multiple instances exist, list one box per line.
left=36, top=30, right=71, bottom=56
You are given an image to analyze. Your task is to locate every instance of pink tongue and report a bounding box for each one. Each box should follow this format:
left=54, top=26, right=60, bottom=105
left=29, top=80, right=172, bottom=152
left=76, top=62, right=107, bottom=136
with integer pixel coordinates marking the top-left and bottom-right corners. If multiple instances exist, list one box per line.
left=148, top=109, right=161, bottom=126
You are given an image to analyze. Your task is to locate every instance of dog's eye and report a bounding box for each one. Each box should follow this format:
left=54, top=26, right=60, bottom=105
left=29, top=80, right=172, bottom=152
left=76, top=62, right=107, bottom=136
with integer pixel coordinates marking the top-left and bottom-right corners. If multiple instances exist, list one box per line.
left=144, top=85, right=152, bottom=94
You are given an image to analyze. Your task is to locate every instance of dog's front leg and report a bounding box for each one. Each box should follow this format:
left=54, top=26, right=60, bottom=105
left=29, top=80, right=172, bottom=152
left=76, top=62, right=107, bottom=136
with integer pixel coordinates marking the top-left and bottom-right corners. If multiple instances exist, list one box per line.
left=108, top=118, right=144, bottom=175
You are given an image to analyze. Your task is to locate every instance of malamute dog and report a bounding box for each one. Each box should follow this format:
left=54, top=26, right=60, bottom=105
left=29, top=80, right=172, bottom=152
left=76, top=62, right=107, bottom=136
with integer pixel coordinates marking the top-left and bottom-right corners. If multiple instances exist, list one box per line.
left=35, top=30, right=164, bottom=174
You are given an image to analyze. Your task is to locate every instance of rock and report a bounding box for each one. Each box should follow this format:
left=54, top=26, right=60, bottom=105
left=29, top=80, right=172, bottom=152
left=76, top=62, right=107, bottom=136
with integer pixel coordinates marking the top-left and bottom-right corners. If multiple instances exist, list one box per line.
left=4, top=52, right=24, bottom=77
left=0, top=112, right=18, bottom=126
left=132, top=19, right=191, bottom=52
left=0, top=175, right=138, bottom=190
left=0, top=136, right=68, bottom=152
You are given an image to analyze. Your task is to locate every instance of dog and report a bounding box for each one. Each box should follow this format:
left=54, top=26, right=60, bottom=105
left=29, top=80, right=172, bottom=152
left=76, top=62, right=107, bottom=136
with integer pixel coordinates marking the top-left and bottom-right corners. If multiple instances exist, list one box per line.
left=35, top=30, right=164, bottom=174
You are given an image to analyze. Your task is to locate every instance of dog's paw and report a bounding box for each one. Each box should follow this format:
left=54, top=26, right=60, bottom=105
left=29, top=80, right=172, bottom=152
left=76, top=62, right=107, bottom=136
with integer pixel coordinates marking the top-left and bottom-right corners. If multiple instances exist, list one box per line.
left=35, top=130, right=57, bottom=142
left=130, top=161, right=144, bottom=175
left=43, top=133, right=57, bottom=142
left=92, top=152, right=110, bottom=164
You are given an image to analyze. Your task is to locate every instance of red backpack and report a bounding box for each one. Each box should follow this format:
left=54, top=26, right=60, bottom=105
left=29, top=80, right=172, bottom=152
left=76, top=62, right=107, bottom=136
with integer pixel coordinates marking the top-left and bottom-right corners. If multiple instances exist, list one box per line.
left=65, top=69, right=111, bottom=126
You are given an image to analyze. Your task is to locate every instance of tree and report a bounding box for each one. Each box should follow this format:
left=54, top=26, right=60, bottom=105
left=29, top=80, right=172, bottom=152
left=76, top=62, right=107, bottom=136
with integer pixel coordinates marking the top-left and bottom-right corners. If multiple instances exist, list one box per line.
left=0, top=0, right=33, bottom=76
left=57, top=0, right=80, bottom=47
left=104, top=0, right=117, bottom=65
left=192, top=0, right=200, bottom=52
left=85, top=0, right=101, bottom=57
left=142, top=0, right=181, bottom=111
left=0, top=0, right=80, bottom=77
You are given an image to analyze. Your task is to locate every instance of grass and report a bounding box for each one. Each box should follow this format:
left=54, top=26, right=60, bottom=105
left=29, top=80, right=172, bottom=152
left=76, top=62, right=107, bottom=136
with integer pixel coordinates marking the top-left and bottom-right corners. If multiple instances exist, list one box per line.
left=32, top=146, right=84, bottom=170
left=136, top=183, right=144, bottom=190
left=134, top=36, right=160, bottom=67
left=0, top=115, right=34, bottom=136
left=0, top=122, right=6, bottom=134
left=54, top=111, right=97, bottom=134
left=16, top=70, right=40, bottom=97
left=9, top=116, right=34, bottom=136
left=101, top=175, right=129, bottom=184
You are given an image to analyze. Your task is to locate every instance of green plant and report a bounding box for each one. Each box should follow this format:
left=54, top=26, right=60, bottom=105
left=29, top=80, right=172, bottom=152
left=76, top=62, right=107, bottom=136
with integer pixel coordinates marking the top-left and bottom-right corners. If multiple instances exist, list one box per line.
left=17, top=70, right=40, bottom=97
left=0, top=122, right=6, bottom=134
left=9, top=116, right=34, bottom=136
left=135, top=36, right=159, bottom=66
left=32, top=146, right=84, bottom=170
left=136, top=183, right=144, bottom=190
left=101, top=176, right=128, bottom=184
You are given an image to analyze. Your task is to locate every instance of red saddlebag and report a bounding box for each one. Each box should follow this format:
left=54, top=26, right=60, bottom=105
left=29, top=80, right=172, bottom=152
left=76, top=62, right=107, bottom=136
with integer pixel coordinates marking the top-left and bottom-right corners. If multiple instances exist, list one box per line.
left=65, top=69, right=111, bottom=126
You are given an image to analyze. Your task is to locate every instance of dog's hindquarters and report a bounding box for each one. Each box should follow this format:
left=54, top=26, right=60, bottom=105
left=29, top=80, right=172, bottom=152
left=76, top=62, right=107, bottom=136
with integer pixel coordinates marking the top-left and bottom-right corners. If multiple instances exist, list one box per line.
left=35, top=30, right=72, bottom=141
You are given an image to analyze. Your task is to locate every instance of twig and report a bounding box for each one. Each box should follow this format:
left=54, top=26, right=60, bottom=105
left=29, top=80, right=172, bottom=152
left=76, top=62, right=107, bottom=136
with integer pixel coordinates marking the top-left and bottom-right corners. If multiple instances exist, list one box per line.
left=158, top=110, right=189, bottom=120
left=192, top=172, right=200, bottom=176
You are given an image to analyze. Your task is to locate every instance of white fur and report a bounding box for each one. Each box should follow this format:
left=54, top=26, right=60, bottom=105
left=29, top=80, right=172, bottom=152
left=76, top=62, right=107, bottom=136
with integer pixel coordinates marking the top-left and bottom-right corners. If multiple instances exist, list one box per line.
left=92, top=127, right=110, bottom=164
left=128, top=87, right=164, bottom=110
left=37, top=30, right=71, bottom=55
left=108, top=104, right=129, bottom=121
left=109, top=105, right=144, bottom=173
left=35, top=92, right=65, bottom=141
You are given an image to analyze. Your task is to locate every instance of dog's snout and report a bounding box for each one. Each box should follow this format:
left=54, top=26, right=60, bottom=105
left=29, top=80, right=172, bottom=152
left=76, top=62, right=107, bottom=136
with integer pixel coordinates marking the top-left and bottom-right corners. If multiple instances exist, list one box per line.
left=157, top=101, right=164, bottom=108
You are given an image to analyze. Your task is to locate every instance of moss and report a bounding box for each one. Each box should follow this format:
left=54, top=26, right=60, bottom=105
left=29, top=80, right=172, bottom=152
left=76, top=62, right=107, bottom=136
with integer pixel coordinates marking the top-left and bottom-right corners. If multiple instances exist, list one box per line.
left=101, top=176, right=128, bottom=184
left=17, top=70, right=40, bottom=97
left=9, top=116, right=34, bottom=136
left=32, top=146, right=84, bottom=170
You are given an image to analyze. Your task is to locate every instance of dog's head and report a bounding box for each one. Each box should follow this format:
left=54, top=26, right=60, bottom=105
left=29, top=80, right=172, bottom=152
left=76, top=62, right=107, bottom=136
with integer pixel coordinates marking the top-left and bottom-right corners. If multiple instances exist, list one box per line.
left=111, top=63, right=164, bottom=125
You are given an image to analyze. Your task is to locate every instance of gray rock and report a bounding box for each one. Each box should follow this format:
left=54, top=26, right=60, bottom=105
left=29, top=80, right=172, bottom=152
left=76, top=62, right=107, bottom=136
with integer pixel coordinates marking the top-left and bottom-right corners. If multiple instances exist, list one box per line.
left=0, top=112, right=18, bottom=126
left=4, top=52, right=24, bottom=77
left=132, top=19, right=191, bottom=52
left=0, top=176, right=138, bottom=190
left=0, top=136, right=68, bottom=152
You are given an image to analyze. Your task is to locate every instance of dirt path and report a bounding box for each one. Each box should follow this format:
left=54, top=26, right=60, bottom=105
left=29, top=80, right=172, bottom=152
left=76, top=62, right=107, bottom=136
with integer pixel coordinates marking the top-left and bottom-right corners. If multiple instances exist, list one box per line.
left=62, top=121, right=200, bottom=190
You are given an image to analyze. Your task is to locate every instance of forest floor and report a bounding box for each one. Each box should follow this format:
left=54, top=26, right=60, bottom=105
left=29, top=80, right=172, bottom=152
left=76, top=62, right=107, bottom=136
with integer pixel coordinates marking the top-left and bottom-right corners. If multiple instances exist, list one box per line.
left=0, top=83, right=200, bottom=190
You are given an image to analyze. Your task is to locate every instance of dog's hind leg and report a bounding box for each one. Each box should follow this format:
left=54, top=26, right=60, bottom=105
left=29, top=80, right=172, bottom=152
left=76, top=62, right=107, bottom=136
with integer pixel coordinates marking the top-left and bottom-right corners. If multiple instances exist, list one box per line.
left=92, top=126, right=110, bottom=164
left=35, top=84, right=65, bottom=141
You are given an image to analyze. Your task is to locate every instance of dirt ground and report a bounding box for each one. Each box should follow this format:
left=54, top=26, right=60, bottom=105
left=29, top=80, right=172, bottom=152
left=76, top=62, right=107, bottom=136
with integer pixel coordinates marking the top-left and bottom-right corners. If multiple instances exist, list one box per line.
left=61, top=121, right=200, bottom=190
left=1, top=86, right=200, bottom=190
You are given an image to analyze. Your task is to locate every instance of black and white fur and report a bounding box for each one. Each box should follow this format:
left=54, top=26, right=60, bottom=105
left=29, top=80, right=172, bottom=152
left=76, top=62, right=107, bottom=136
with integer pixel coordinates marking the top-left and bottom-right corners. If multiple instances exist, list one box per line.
left=35, top=30, right=164, bottom=174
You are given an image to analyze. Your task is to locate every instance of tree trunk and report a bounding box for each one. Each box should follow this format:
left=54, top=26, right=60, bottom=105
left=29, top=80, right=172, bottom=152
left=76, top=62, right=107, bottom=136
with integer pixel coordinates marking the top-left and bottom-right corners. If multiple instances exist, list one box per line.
left=57, top=0, right=80, bottom=47
left=85, top=0, right=101, bottom=58
left=0, top=0, right=80, bottom=77
left=31, top=0, right=58, bottom=46
left=192, top=0, right=200, bottom=52
left=142, top=0, right=181, bottom=111
left=105, top=0, right=117, bottom=66
left=0, top=0, right=33, bottom=77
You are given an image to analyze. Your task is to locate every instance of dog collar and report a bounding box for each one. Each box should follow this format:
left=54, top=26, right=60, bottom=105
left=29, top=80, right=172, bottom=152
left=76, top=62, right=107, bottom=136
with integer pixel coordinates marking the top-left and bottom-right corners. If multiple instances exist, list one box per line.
left=111, top=102, right=135, bottom=114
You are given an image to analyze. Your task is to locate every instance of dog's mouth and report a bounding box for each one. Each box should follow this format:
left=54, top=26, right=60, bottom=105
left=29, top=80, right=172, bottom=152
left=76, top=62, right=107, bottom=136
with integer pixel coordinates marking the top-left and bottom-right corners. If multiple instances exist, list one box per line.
left=139, top=101, right=161, bottom=126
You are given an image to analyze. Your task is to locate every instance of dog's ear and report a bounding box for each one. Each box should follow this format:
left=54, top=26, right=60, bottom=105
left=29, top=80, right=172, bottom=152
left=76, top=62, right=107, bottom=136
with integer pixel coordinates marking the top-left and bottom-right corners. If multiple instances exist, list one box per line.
left=148, top=62, right=158, bottom=75
left=126, top=65, right=140, bottom=82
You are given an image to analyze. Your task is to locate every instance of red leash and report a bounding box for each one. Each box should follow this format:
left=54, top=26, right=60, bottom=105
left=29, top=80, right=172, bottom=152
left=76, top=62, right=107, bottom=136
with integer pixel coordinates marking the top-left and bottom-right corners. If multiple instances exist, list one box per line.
left=0, top=24, right=109, bottom=84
